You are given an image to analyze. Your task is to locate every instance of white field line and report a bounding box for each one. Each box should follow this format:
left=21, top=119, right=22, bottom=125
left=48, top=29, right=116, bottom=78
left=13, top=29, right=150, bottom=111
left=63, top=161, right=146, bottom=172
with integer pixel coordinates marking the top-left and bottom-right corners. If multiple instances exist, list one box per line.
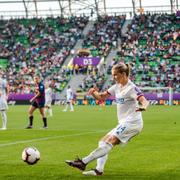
left=0, top=130, right=106, bottom=148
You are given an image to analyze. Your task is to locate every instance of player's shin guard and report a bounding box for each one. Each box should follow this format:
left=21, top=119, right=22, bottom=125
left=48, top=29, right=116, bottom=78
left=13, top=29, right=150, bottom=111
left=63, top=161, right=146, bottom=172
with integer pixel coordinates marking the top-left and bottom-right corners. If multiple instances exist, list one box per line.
left=96, top=141, right=108, bottom=173
left=82, top=142, right=113, bottom=164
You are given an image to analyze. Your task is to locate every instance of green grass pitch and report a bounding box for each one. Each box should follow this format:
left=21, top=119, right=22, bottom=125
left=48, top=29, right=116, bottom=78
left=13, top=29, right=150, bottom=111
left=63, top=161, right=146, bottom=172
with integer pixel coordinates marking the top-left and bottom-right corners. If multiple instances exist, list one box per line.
left=0, top=105, right=180, bottom=180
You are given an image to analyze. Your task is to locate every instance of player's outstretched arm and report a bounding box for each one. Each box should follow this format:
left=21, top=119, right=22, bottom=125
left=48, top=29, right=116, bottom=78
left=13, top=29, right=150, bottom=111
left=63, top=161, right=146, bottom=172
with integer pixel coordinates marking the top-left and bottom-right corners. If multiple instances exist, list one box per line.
left=88, top=88, right=110, bottom=101
left=136, top=96, right=149, bottom=112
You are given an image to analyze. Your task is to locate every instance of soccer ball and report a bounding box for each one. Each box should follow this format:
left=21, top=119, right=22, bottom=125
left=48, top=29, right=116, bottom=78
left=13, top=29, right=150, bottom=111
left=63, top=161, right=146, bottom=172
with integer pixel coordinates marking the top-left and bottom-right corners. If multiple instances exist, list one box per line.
left=22, top=147, right=40, bottom=165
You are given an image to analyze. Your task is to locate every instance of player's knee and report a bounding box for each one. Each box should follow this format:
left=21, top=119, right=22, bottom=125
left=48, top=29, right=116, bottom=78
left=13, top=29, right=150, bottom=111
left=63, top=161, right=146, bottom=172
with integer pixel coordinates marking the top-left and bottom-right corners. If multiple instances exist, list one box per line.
left=98, top=141, right=106, bottom=147
left=28, top=111, right=33, bottom=116
left=98, top=141, right=113, bottom=148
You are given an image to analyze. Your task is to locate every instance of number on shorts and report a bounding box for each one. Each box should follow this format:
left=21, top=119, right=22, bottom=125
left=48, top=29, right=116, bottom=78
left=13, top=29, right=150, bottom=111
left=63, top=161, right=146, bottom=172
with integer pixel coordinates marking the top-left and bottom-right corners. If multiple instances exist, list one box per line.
left=116, top=125, right=126, bottom=135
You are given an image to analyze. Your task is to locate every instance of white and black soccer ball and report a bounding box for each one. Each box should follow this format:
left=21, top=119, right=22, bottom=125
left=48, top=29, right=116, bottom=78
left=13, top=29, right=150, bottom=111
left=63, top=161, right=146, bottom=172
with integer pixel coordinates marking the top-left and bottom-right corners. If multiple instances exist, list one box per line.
left=22, top=147, right=40, bottom=165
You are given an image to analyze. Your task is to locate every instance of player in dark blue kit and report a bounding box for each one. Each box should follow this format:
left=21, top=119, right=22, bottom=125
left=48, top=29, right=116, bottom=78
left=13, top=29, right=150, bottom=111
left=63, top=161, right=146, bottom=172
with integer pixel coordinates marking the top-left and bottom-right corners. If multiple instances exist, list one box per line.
left=26, top=75, right=47, bottom=129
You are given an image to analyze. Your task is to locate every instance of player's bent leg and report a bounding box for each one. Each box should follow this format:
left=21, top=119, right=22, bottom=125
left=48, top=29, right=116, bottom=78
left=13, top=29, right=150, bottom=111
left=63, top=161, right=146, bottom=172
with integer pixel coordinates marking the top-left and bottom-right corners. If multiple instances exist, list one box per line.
left=83, top=141, right=108, bottom=176
left=82, top=141, right=113, bottom=165
left=96, top=141, right=108, bottom=173
left=65, top=135, right=119, bottom=172
left=81, top=134, right=120, bottom=164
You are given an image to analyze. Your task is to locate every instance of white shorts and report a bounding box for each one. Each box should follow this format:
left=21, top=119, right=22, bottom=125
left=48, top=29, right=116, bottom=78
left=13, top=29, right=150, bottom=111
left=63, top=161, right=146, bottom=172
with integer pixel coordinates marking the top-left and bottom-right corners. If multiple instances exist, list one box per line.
left=0, top=98, right=8, bottom=110
left=107, top=120, right=143, bottom=144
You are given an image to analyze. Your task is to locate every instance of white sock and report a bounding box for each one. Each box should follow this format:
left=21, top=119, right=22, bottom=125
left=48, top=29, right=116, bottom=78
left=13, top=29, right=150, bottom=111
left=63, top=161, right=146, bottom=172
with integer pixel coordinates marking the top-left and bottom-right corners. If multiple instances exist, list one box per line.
left=96, top=141, right=108, bottom=172
left=82, top=142, right=113, bottom=164
left=1, top=111, right=7, bottom=128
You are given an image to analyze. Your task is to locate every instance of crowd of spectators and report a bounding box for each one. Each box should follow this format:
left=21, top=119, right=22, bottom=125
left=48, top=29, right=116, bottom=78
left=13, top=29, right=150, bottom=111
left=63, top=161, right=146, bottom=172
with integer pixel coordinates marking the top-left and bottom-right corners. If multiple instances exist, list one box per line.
left=82, top=15, right=126, bottom=57
left=0, top=13, right=179, bottom=95
left=108, top=13, right=180, bottom=93
left=0, top=16, right=89, bottom=93
left=66, top=15, right=126, bottom=93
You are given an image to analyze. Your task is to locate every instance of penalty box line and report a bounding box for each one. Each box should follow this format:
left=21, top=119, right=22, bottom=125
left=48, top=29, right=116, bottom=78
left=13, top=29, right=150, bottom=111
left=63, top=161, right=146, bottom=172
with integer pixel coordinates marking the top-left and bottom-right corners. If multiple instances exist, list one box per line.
left=0, top=130, right=106, bottom=148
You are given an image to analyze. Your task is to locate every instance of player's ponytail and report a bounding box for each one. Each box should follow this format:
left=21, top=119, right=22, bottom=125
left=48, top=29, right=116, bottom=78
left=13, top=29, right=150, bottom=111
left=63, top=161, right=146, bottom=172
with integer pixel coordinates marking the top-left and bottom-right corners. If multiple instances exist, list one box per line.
left=113, top=62, right=131, bottom=77
left=125, top=63, right=131, bottom=77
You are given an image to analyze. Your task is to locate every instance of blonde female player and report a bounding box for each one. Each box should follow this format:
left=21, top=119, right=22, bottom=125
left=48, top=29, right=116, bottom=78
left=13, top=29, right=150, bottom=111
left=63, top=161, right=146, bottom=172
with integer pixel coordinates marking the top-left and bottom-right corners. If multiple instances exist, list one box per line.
left=65, top=63, right=149, bottom=176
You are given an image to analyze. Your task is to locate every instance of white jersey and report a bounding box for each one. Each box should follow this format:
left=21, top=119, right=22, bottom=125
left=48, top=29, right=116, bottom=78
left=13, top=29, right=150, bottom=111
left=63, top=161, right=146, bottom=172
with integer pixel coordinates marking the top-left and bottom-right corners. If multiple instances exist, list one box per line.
left=45, top=87, right=53, bottom=105
left=108, top=80, right=143, bottom=124
left=0, top=78, right=7, bottom=97
left=0, top=77, right=8, bottom=110
left=66, top=88, right=73, bottom=102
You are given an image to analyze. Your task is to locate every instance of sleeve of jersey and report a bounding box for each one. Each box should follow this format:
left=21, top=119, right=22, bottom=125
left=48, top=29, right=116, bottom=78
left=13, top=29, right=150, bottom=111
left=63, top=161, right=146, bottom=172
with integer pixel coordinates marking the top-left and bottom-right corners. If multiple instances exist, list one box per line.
left=107, top=85, right=116, bottom=96
left=131, top=86, right=144, bottom=100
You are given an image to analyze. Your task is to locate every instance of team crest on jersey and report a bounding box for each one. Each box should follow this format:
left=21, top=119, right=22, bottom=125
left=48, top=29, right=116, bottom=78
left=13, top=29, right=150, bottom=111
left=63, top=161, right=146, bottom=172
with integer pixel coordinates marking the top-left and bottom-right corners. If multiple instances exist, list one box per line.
left=116, top=98, right=125, bottom=104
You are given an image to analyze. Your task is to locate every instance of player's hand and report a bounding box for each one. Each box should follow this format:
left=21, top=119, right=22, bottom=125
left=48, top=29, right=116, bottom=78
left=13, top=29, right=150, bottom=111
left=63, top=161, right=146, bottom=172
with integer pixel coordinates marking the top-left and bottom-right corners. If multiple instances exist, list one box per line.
left=88, top=87, right=98, bottom=95
left=30, top=98, right=34, bottom=103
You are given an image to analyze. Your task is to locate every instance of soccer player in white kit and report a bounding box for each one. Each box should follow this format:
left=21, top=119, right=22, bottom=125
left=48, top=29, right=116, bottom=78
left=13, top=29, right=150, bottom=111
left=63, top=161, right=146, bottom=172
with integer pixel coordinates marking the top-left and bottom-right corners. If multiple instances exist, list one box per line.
left=45, top=83, right=53, bottom=117
left=66, top=63, right=149, bottom=175
left=0, top=74, right=9, bottom=130
left=63, top=85, right=74, bottom=112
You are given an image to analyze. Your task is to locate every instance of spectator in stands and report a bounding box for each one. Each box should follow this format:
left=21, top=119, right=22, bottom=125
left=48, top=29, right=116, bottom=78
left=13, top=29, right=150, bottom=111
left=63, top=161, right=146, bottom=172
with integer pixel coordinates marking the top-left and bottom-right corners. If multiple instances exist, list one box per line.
left=113, top=14, right=179, bottom=92
left=1, top=16, right=89, bottom=94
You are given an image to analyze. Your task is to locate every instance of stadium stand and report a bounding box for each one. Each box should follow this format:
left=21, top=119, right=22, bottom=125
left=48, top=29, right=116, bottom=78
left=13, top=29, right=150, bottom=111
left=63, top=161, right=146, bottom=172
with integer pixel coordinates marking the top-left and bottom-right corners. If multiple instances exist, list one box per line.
left=81, top=15, right=126, bottom=57
left=0, top=13, right=179, bottom=97
left=72, top=15, right=126, bottom=93
left=0, top=16, right=89, bottom=93
left=106, top=13, right=180, bottom=93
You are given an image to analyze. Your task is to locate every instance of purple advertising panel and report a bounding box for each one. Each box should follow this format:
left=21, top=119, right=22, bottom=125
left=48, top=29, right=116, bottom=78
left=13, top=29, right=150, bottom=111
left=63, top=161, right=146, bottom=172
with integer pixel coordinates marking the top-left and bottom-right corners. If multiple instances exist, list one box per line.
left=73, top=57, right=101, bottom=66
left=8, top=93, right=180, bottom=101
left=8, top=93, right=34, bottom=100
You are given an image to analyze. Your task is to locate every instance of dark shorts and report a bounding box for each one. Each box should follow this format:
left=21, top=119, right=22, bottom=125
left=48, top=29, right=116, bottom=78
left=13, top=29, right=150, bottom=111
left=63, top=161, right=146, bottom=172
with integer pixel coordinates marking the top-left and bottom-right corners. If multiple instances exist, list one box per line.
left=31, top=101, right=45, bottom=108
